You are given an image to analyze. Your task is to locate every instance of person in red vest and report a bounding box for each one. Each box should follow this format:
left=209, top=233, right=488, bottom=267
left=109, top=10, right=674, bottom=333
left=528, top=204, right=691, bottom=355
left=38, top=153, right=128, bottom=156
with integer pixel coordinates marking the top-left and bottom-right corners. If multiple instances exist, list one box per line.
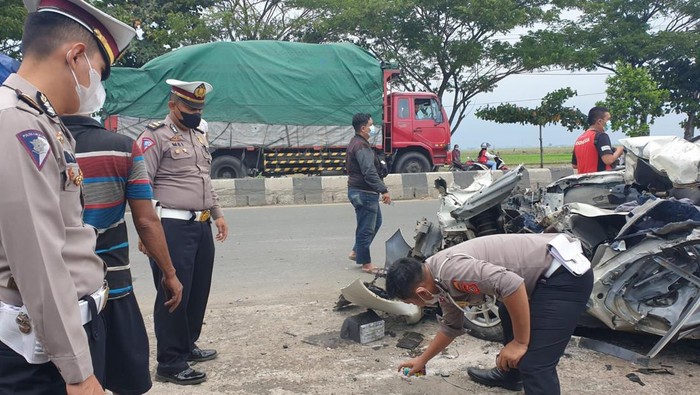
left=571, top=106, right=624, bottom=174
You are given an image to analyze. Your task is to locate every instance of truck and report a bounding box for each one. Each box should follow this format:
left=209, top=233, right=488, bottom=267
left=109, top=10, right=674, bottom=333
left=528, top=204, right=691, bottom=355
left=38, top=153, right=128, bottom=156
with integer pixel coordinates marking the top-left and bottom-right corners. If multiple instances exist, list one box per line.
left=103, top=41, right=451, bottom=178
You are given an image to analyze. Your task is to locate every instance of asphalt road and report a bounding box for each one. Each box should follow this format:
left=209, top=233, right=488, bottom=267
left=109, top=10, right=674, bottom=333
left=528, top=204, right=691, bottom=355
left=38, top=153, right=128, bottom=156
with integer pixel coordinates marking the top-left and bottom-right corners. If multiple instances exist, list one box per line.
left=127, top=199, right=440, bottom=314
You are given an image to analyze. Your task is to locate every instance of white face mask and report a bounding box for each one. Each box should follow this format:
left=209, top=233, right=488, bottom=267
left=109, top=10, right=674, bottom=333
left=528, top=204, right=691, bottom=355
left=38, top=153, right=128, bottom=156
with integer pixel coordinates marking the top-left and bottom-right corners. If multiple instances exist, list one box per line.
left=69, top=53, right=106, bottom=115
left=604, top=120, right=612, bottom=132
left=368, top=125, right=379, bottom=138
left=418, top=289, right=441, bottom=305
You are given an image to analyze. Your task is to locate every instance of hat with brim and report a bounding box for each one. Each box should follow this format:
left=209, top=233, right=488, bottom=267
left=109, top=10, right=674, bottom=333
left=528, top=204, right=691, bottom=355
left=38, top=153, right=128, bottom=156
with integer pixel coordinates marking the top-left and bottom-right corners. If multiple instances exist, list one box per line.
left=166, top=79, right=214, bottom=109
left=24, top=0, right=136, bottom=79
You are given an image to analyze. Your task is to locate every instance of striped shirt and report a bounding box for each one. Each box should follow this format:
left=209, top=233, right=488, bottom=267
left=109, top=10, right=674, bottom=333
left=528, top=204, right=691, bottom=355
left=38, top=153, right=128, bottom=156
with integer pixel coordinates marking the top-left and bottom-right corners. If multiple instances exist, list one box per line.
left=62, top=116, right=153, bottom=296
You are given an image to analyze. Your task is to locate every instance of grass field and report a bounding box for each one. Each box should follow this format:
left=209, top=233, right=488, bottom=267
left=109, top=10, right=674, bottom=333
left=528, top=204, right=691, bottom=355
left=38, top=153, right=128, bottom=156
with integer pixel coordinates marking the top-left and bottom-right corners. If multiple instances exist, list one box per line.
left=461, top=147, right=572, bottom=167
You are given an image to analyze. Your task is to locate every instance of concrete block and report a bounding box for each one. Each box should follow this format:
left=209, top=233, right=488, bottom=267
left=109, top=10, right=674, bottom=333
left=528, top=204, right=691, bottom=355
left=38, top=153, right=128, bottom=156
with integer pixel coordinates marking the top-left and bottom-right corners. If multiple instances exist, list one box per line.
left=234, top=178, right=266, bottom=206
left=293, top=177, right=323, bottom=204
left=401, top=173, right=429, bottom=199
left=550, top=167, right=575, bottom=181
left=321, top=176, right=349, bottom=203
left=426, top=172, right=453, bottom=198
left=383, top=174, right=403, bottom=200
left=522, top=168, right=552, bottom=189
left=264, top=177, right=294, bottom=205
left=213, top=179, right=237, bottom=207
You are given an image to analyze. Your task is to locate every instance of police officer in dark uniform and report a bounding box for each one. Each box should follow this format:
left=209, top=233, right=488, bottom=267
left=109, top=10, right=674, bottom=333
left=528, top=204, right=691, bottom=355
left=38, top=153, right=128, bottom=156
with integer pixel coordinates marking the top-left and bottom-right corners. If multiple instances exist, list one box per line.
left=0, top=1, right=135, bottom=394
left=137, top=79, right=228, bottom=385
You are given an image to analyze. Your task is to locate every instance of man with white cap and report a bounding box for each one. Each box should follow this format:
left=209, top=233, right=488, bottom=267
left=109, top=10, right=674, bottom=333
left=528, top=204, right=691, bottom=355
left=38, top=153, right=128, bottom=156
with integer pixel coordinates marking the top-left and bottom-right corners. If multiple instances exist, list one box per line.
left=137, top=79, right=228, bottom=385
left=0, top=1, right=135, bottom=394
left=387, top=233, right=593, bottom=394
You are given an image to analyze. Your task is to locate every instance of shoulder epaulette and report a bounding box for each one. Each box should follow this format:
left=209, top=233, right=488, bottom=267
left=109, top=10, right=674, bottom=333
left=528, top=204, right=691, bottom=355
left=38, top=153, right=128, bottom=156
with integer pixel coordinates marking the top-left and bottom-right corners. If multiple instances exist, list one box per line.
left=15, top=89, right=44, bottom=115
left=147, top=121, right=164, bottom=130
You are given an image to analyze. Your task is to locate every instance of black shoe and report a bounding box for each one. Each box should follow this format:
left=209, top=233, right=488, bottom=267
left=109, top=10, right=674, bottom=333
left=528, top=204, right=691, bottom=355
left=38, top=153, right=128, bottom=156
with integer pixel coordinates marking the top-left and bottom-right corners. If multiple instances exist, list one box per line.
left=467, top=367, right=523, bottom=391
left=188, top=347, right=218, bottom=362
left=155, top=368, right=206, bottom=385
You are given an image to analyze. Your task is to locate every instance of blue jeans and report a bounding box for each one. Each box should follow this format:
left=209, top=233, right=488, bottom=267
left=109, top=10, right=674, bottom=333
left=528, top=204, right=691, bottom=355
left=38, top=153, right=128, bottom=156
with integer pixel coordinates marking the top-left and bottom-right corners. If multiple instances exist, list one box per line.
left=486, top=160, right=497, bottom=170
left=348, top=188, right=383, bottom=265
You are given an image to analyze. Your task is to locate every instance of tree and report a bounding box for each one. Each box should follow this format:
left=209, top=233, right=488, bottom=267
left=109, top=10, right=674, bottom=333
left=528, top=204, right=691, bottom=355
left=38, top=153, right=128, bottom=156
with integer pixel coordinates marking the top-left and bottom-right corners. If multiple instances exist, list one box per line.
left=0, top=0, right=26, bottom=59
left=557, top=0, right=700, bottom=139
left=208, top=0, right=321, bottom=41
left=600, top=62, right=669, bottom=137
left=475, top=88, right=586, bottom=168
left=94, top=0, right=217, bottom=67
left=295, top=0, right=573, bottom=135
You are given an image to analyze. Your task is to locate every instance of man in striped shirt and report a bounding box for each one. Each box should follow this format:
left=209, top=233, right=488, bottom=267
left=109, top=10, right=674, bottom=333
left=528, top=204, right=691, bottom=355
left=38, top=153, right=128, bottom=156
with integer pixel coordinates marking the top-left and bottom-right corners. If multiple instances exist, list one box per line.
left=62, top=115, right=183, bottom=395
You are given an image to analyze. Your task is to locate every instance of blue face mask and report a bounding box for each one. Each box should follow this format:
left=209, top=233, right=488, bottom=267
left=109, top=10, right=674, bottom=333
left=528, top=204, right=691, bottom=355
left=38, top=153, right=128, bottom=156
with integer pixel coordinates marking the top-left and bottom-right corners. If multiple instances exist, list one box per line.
left=369, top=125, right=379, bottom=138
left=604, top=120, right=612, bottom=132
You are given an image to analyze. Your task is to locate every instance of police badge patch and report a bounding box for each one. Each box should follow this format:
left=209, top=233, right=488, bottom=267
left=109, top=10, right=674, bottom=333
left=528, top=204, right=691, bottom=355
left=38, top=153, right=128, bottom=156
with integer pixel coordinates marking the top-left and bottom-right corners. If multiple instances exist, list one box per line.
left=17, top=130, right=51, bottom=170
left=141, top=137, right=155, bottom=152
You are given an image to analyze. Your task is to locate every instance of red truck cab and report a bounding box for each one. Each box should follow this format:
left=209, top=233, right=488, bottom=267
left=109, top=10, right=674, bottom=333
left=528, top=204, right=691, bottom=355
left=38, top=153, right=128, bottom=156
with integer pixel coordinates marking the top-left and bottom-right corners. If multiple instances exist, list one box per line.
left=381, top=69, right=451, bottom=173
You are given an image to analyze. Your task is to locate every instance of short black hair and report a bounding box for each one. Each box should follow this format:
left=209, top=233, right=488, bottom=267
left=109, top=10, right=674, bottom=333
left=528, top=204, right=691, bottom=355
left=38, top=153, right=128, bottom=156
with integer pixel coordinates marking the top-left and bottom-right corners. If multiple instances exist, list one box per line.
left=352, top=113, right=372, bottom=133
left=587, top=106, right=609, bottom=127
left=22, top=12, right=100, bottom=60
left=386, top=257, right=425, bottom=300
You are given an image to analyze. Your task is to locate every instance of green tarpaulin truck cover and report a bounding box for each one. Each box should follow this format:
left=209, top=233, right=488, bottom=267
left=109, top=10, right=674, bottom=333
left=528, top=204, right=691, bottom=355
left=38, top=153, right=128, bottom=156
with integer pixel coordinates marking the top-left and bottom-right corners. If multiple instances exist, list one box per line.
left=105, top=41, right=383, bottom=142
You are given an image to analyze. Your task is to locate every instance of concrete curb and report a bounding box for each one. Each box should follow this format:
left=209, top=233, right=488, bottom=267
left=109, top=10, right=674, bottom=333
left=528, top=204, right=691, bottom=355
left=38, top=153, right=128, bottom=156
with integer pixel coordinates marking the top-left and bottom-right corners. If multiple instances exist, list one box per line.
left=215, top=167, right=574, bottom=208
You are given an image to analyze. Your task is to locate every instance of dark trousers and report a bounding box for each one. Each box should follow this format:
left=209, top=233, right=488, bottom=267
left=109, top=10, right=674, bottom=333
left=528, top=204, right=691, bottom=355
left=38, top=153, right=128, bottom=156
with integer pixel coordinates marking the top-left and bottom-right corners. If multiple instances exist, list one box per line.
left=0, top=314, right=106, bottom=395
left=103, top=292, right=152, bottom=395
left=348, top=188, right=383, bottom=265
left=151, top=218, right=215, bottom=374
left=500, top=268, right=593, bottom=395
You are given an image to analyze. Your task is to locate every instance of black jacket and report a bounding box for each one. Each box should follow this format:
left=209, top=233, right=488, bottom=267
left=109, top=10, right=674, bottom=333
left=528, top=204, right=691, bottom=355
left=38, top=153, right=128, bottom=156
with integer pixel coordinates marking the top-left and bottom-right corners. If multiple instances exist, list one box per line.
left=346, top=134, right=388, bottom=194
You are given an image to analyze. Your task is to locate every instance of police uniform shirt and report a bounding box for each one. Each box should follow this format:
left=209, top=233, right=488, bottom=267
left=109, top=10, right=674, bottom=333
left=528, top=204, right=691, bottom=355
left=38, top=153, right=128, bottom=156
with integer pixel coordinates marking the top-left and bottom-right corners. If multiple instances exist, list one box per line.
left=0, top=74, right=105, bottom=383
left=137, top=115, right=223, bottom=219
left=425, top=233, right=560, bottom=339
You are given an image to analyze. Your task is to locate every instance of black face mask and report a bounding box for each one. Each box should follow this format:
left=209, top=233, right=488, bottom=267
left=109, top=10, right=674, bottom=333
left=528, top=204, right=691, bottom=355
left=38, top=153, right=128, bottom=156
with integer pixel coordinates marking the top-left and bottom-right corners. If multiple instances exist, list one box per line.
left=178, top=111, right=201, bottom=129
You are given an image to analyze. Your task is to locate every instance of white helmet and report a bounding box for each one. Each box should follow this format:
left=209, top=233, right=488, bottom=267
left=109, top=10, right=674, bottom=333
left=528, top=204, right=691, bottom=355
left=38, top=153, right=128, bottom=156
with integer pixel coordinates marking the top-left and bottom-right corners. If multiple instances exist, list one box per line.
left=480, top=142, right=491, bottom=149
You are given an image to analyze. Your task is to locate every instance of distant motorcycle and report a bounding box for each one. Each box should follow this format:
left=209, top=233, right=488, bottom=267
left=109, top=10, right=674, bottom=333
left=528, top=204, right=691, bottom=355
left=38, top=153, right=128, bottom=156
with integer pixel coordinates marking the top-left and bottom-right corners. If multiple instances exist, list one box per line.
left=450, top=156, right=508, bottom=171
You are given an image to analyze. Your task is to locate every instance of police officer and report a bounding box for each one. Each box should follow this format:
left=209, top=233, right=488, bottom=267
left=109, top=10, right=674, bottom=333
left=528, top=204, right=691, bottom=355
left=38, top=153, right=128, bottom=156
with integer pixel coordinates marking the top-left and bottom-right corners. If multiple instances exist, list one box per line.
left=137, top=79, right=229, bottom=385
left=386, top=233, right=594, bottom=395
left=0, top=1, right=135, bottom=394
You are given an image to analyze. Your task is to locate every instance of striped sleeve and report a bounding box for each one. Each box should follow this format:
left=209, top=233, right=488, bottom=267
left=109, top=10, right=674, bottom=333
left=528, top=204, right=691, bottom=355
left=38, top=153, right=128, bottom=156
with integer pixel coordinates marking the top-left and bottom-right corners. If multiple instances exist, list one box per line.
left=126, top=140, right=153, bottom=200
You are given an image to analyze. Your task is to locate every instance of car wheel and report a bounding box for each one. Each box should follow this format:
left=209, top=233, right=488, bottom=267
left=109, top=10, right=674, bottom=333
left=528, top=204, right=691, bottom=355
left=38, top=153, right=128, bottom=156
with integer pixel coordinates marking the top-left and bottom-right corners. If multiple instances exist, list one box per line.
left=462, top=296, right=504, bottom=342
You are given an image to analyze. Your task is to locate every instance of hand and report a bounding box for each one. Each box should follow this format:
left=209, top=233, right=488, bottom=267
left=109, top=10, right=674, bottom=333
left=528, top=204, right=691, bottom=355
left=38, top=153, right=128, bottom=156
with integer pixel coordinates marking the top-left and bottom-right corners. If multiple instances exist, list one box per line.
left=615, top=146, right=625, bottom=157
left=214, top=217, right=228, bottom=242
left=161, top=274, right=183, bottom=313
left=381, top=192, right=391, bottom=205
left=397, top=357, right=426, bottom=376
left=497, top=340, right=528, bottom=371
left=137, top=239, right=151, bottom=257
left=66, top=374, right=105, bottom=395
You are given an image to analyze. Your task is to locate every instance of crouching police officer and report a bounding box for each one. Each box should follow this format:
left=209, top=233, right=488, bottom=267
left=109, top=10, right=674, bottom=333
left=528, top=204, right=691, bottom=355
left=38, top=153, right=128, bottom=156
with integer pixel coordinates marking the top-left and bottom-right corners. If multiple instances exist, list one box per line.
left=137, top=79, right=229, bottom=385
left=387, top=233, right=594, bottom=395
left=0, top=1, right=135, bottom=394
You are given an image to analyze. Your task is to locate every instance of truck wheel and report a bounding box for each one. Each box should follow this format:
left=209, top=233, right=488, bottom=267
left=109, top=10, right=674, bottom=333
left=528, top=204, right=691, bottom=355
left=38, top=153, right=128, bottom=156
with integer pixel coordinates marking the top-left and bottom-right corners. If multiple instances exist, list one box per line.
left=462, top=297, right=504, bottom=342
left=395, top=152, right=431, bottom=173
left=211, top=156, right=246, bottom=179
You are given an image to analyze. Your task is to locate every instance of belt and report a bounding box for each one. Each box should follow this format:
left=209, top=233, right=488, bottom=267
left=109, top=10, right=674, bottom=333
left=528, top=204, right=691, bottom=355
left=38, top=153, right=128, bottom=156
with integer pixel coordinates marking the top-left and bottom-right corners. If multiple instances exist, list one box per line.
left=0, top=285, right=108, bottom=364
left=160, top=208, right=211, bottom=222
left=542, top=259, right=562, bottom=279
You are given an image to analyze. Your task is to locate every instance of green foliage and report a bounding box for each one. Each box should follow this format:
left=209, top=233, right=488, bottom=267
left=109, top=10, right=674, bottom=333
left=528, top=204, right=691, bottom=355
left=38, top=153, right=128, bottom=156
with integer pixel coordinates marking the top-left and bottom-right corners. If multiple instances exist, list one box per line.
left=0, top=0, right=26, bottom=59
left=295, top=0, right=572, bottom=135
left=558, top=0, right=700, bottom=138
left=600, top=62, right=669, bottom=137
left=94, top=0, right=217, bottom=67
left=475, top=88, right=586, bottom=131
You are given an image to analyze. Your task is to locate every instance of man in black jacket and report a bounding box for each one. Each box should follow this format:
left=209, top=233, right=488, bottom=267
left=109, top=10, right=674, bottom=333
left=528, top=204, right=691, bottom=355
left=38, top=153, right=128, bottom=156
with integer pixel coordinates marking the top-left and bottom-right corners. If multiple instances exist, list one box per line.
left=346, top=113, right=391, bottom=273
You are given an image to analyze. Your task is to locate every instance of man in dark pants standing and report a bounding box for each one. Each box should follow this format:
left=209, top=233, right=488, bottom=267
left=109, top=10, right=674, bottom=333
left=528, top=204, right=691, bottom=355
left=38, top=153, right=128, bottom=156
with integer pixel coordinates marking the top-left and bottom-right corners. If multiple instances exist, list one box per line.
left=387, top=233, right=593, bottom=394
left=0, top=1, right=134, bottom=394
left=62, top=114, right=184, bottom=395
left=137, top=79, right=228, bottom=385
left=346, top=113, right=391, bottom=274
